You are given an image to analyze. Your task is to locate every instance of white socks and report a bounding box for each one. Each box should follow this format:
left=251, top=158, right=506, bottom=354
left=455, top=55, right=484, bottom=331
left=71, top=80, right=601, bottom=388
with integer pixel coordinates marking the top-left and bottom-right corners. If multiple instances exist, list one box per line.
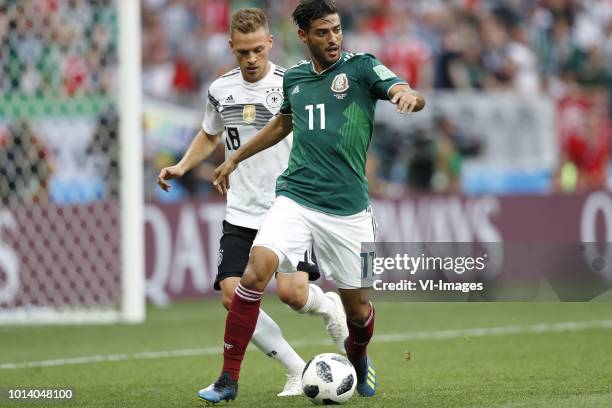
left=251, top=309, right=305, bottom=374
left=248, top=285, right=335, bottom=374
left=297, top=284, right=333, bottom=316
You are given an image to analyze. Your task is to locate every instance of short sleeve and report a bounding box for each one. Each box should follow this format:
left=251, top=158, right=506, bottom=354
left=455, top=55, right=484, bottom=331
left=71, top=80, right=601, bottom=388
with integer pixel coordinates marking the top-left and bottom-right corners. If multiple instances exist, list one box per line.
left=202, top=91, right=224, bottom=135
left=359, top=54, right=407, bottom=101
left=279, top=75, right=292, bottom=115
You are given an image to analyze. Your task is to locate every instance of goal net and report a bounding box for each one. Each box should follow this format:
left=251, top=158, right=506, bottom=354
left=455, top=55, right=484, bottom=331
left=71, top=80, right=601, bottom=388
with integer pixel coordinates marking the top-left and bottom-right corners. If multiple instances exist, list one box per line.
left=0, top=1, right=143, bottom=324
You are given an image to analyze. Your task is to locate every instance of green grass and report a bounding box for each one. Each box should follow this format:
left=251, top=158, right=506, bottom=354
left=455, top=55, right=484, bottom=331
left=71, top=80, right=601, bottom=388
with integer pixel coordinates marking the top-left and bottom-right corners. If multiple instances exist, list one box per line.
left=1, top=301, right=612, bottom=407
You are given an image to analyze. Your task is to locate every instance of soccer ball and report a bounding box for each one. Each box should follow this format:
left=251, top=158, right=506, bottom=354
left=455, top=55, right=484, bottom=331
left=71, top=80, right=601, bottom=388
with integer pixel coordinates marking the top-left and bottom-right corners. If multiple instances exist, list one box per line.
left=301, top=353, right=357, bottom=405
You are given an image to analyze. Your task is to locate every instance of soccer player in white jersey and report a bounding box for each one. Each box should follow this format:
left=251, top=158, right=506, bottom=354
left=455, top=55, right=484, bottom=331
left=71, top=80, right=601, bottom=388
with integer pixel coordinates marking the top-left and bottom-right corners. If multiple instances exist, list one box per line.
left=156, top=8, right=348, bottom=399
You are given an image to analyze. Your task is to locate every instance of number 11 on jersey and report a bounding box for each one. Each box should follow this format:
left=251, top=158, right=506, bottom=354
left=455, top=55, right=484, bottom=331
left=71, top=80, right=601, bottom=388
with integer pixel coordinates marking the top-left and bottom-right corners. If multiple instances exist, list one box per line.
left=305, top=104, right=325, bottom=130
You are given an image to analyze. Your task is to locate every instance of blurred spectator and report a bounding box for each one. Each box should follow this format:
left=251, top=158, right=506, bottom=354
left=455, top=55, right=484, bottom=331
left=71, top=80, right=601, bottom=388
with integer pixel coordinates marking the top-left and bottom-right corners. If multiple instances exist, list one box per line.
left=556, top=91, right=610, bottom=192
left=407, top=131, right=436, bottom=191
left=86, top=108, right=120, bottom=198
left=431, top=116, right=464, bottom=192
left=0, top=121, right=54, bottom=205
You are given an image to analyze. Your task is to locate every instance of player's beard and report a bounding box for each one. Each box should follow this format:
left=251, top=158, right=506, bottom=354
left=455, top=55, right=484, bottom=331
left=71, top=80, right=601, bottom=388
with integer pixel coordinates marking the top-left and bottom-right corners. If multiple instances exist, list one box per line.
left=309, top=42, right=341, bottom=70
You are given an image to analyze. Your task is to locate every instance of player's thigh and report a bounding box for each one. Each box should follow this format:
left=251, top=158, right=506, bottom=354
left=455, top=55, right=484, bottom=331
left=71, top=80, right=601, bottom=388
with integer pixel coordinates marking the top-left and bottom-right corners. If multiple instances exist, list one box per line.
left=253, top=196, right=312, bottom=273
left=310, top=207, right=376, bottom=289
left=215, top=220, right=257, bottom=290
left=219, top=277, right=241, bottom=310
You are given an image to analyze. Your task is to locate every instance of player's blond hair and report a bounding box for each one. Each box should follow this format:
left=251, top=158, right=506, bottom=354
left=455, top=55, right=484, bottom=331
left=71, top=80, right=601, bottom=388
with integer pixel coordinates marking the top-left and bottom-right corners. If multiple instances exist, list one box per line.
left=230, top=8, right=269, bottom=35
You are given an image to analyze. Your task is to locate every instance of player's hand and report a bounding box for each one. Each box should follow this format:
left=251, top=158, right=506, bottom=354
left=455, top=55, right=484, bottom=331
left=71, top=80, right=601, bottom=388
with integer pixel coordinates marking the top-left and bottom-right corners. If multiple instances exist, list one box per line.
left=391, top=90, right=422, bottom=114
left=157, top=165, right=185, bottom=192
left=213, top=158, right=238, bottom=195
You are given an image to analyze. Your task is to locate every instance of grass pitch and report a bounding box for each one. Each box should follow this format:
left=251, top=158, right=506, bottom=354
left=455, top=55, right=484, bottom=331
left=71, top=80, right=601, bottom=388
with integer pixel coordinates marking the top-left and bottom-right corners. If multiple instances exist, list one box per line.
left=2, top=300, right=612, bottom=407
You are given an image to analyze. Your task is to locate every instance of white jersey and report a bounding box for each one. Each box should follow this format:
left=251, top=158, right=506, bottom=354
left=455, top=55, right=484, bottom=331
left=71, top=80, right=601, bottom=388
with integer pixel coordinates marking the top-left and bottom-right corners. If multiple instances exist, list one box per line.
left=202, top=62, right=291, bottom=230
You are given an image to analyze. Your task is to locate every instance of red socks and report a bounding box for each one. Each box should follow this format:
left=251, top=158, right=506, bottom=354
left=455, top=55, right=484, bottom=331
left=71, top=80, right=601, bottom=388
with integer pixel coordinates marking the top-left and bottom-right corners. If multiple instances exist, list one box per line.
left=222, top=284, right=263, bottom=381
left=346, top=303, right=375, bottom=363
left=221, top=286, right=375, bottom=380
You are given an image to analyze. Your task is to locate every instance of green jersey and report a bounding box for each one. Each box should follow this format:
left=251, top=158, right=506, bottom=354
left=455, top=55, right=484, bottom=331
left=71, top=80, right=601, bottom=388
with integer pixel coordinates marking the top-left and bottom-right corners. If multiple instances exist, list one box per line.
left=277, top=52, right=406, bottom=215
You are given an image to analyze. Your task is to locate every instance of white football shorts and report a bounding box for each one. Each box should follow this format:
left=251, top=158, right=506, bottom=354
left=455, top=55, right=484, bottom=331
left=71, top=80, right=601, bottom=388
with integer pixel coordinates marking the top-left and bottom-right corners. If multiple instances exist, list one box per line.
left=252, top=195, right=377, bottom=289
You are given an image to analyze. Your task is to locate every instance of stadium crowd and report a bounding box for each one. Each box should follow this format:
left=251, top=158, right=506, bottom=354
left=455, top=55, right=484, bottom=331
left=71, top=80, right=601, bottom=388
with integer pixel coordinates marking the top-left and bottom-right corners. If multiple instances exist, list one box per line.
left=1, top=1, right=611, bottom=203
left=0, top=0, right=116, bottom=97
left=141, top=0, right=612, bottom=102
left=140, top=0, right=611, bottom=197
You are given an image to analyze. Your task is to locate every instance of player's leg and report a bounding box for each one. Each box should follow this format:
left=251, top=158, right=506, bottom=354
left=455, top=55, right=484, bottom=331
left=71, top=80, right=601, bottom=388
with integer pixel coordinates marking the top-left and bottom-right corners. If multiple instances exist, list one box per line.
left=211, top=220, right=305, bottom=394
left=338, top=287, right=376, bottom=396
left=198, top=196, right=312, bottom=403
left=276, top=266, right=349, bottom=353
left=219, top=277, right=305, bottom=396
left=198, top=247, right=278, bottom=403
left=308, top=205, right=378, bottom=397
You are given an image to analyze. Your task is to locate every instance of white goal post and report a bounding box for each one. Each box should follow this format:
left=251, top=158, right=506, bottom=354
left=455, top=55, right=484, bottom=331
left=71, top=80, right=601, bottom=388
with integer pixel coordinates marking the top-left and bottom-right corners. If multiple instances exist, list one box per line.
left=118, top=0, right=145, bottom=324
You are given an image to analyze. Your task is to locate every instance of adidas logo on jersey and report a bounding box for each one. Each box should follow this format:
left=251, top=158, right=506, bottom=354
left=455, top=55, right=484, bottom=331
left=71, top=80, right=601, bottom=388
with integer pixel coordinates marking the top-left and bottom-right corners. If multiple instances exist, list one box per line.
left=225, top=95, right=235, bottom=104
left=292, top=85, right=300, bottom=95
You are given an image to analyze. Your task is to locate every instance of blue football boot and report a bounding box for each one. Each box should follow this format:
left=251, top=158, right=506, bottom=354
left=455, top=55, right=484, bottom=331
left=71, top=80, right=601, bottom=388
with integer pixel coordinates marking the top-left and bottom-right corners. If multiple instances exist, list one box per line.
left=353, top=354, right=377, bottom=396
left=345, top=338, right=377, bottom=397
left=197, top=372, right=238, bottom=404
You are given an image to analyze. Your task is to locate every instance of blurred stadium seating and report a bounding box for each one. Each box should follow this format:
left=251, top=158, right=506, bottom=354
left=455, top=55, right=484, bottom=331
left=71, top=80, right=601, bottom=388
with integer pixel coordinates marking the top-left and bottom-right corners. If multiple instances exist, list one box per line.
left=2, top=0, right=610, bottom=204
left=139, top=0, right=611, bottom=197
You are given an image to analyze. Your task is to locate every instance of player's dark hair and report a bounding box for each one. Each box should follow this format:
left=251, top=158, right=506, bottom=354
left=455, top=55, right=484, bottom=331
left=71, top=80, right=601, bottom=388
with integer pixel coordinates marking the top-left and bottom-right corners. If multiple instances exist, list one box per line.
left=230, top=8, right=269, bottom=35
left=292, top=0, right=340, bottom=31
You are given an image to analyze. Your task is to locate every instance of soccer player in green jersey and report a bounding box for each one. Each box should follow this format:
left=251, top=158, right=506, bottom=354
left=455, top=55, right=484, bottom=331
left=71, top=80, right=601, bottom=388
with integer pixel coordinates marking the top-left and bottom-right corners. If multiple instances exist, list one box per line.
left=198, top=0, right=425, bottom=403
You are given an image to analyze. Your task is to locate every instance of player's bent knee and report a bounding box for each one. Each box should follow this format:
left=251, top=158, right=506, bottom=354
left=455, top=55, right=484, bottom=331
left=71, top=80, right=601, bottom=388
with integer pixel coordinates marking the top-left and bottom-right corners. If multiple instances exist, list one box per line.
left=277, top=275, right=308, bottom=309
left=277, top=272, right=309, bottom=309
left=219, top=280, right=238, bottom=310
left=277, top=286, right=303, bottom=310
left=221, top=295, right=232, bottom=310
left=345, top=303, right=371, bottom=325
left=276, top=285, right=291, bottom=305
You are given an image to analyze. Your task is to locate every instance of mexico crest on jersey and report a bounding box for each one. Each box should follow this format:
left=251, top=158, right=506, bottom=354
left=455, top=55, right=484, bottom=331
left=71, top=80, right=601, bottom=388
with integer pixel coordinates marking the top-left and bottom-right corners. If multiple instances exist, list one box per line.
left=243, top=105, right=256, bottom=124
left=331, top=73, right=349, bottom=93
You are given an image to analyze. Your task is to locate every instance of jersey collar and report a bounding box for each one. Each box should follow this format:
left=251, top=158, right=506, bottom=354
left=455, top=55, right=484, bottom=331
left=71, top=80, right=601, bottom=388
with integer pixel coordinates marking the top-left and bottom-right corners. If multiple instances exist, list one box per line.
left=241, top=61, right=275, bottom=87
left=310, top=52, right=345, bottom=76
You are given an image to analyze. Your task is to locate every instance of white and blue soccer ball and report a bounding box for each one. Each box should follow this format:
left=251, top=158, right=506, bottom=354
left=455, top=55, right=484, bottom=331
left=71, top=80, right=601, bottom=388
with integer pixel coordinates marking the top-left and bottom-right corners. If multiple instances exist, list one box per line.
left=301, top=353, right=357, bottom=405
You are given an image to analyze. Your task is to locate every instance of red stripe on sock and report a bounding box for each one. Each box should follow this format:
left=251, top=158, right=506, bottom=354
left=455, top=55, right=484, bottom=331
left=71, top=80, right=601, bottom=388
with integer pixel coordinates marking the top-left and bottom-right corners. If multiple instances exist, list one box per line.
left=222, top=292, right=261, bottom=381
left=347, top=304, right=375, bottom=364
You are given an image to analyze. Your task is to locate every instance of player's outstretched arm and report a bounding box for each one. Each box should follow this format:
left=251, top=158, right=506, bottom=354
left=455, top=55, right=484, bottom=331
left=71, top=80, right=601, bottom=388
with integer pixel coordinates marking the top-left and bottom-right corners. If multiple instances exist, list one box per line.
left=213, top=114, right=293, bottom=194
left=157, top=129, right=221, bottom=192
left=389, top=84, right=425, bottom=114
